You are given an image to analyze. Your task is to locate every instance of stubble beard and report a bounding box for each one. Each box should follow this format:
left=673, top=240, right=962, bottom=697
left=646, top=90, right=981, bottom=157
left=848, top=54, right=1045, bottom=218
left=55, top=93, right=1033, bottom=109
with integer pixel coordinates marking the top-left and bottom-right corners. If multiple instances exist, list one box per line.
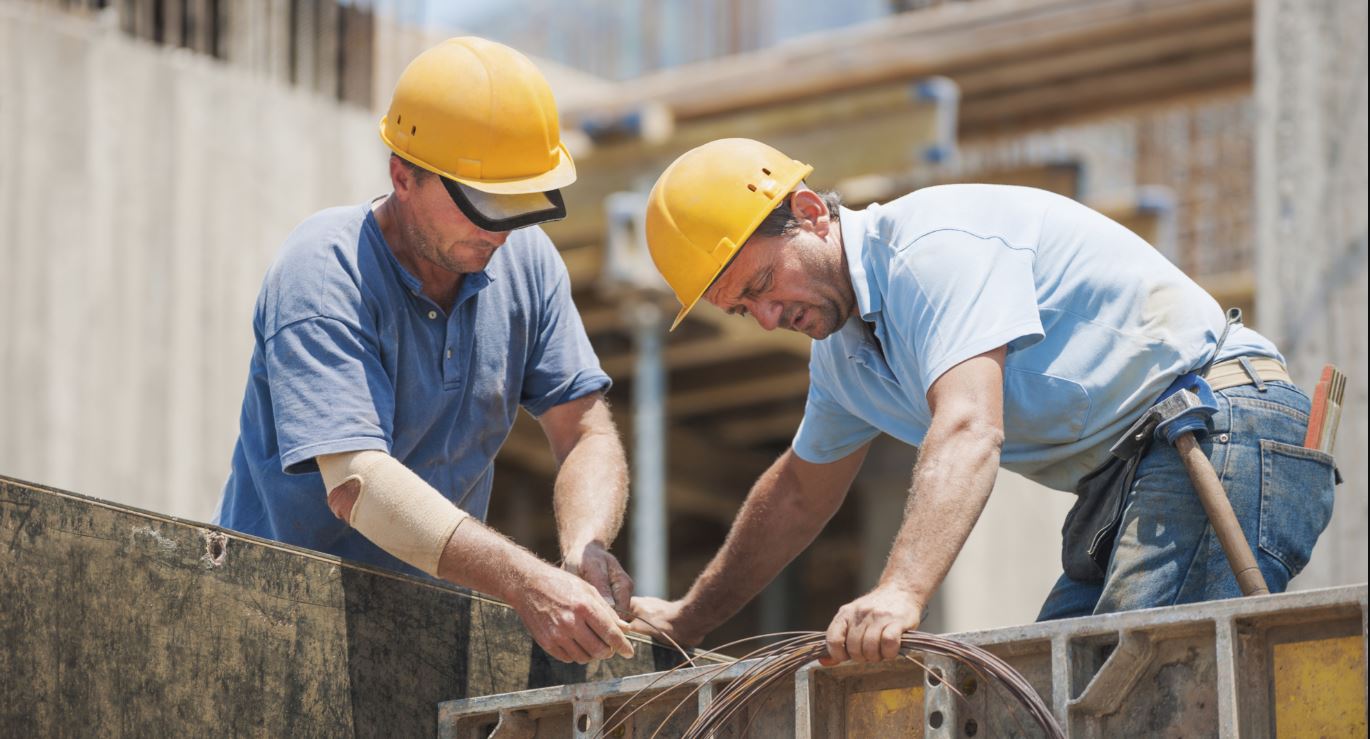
left=406, top=219, right=490, bottom=275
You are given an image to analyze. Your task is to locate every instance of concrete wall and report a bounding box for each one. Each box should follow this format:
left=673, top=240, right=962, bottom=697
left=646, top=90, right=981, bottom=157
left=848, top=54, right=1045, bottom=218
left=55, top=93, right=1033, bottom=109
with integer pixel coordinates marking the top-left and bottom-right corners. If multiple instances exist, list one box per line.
left=0, top=4, right=388, bottom=519
left=1255, top=0, right=1369, bottom=588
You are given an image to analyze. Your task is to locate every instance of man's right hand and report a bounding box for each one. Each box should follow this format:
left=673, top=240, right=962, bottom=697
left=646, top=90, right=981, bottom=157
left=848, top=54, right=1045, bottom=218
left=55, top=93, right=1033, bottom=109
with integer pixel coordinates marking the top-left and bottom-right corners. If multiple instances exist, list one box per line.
left=627, top=596, right=705, bottom=648
left=508, top=565, right=636, bottom=664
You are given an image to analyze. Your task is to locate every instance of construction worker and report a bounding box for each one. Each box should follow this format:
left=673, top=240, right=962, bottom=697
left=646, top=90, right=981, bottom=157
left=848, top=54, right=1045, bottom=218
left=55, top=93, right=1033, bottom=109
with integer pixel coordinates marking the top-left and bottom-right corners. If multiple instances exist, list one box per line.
left=213, top=38, right=635, bottom=665
left=630, top=138, right=1336, bottom=663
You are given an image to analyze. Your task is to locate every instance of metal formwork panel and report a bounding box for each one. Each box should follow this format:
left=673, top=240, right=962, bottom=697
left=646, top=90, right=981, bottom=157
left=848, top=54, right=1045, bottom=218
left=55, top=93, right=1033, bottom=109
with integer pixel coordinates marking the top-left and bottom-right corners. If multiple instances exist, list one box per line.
left=0, top=476, right=681, bottom=737
left=438, top=585, right=1368, bottom=737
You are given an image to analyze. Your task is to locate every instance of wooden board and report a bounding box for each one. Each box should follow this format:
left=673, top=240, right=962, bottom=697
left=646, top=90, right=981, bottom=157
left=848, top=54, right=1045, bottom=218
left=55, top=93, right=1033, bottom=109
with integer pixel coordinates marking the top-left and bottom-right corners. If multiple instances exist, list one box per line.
left=0, top=476, right=688, bottom=737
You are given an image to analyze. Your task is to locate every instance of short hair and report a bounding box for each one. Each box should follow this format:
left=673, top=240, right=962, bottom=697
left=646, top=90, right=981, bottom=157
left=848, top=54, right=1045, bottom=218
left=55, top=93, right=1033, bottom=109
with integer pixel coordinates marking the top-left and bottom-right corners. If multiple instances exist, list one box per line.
left=752, top=187, right=842, bottom=240
left=391, top=153, right=431, bottom=181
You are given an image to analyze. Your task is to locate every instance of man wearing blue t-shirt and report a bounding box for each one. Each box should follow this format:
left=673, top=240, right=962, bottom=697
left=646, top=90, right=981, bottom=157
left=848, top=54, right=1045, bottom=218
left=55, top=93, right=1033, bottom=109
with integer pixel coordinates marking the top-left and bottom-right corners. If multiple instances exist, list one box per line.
left=214, top=38, right=635, bottom=664
left=630, top=138, right=1336, bottom=663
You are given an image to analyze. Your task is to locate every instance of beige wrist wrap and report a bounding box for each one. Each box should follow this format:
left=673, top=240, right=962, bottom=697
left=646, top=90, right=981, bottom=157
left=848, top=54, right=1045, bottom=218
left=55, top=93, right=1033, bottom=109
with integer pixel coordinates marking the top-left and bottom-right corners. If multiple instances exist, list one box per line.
left=318, top=450, right=468, bottom=577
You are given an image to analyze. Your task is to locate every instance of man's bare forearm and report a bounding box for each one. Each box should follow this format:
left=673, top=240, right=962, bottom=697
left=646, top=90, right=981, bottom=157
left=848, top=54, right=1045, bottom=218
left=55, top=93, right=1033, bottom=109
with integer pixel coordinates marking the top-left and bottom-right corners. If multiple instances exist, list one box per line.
left=435, top=514, right=549, bottom=597
left=879, top=417, right=1002, bottom=607
left=552, top=412, right=628, bottom=554
left=537, top=394, right=629, bottom=554
left=676, top=448, right=866, bottom=638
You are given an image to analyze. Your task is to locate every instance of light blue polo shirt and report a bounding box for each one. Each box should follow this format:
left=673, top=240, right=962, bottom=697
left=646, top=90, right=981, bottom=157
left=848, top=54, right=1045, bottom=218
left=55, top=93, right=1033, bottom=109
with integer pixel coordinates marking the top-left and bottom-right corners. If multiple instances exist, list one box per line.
left=214, top=203, right=610, bottom=576
left=793, top=184, right=1279, bottom=491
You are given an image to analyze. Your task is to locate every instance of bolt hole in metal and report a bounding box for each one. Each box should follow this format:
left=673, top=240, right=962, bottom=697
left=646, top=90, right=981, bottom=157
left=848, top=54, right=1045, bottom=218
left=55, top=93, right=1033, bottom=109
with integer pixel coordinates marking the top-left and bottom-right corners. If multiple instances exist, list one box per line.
left=929, top=710, right=944, bottom=729
left=927, top=667, right=944, bottom=687
left=960, top=676, right=978, bottom=696
left=964, top=718, right=979, bottom=736
left=577, top=713, right=589, bottom=732
left=203, top=531, right=229, bottom=566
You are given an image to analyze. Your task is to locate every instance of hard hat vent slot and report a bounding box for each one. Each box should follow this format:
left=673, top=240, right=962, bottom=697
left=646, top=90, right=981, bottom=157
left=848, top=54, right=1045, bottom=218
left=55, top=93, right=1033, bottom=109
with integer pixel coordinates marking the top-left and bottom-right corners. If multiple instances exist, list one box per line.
left=762, top=168, right=771, bottom=175
left=747, top=184, right=757, bottom=192
left=411, top=125, right=417, bottom=135
left=397, top=114, right=402, bottom=124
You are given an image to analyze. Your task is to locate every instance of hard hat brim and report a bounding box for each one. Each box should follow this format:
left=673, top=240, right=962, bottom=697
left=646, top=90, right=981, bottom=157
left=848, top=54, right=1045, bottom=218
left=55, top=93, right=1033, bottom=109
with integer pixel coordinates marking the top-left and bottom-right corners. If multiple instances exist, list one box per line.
left=380, top=117, right=578, bottom=195
left=670, top=255, right=736, bottom=331
left=665, top=160, right=814, bottom=331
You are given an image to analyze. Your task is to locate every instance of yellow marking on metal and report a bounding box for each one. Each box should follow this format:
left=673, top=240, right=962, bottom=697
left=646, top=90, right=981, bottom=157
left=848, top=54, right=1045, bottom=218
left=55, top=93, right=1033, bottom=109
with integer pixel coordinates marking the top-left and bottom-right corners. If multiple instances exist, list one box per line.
left=1273, top=635, right=1367, bottom=738
left=845, top=685, right=925, bottom=737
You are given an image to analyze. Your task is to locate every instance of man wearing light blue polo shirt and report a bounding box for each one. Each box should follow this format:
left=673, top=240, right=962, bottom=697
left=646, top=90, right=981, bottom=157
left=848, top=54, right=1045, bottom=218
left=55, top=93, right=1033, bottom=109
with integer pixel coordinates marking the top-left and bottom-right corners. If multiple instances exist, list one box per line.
left=214, top=38, right=636, bottom=664
left=630, top=138, right=1336, bottom=664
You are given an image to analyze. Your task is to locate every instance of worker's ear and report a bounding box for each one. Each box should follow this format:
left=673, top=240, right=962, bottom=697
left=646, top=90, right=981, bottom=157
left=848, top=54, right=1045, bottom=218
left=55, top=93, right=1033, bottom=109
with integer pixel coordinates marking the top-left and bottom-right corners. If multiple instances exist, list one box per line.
left=388, top=154, right=420, bottom=199
left=788, top=189, right=831, bottom=238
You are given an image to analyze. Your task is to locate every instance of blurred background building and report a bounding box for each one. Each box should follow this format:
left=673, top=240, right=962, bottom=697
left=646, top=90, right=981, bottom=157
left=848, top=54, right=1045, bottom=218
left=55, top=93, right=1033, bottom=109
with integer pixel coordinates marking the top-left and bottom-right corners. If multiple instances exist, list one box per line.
left=1, top=0, right=1364, bottom=651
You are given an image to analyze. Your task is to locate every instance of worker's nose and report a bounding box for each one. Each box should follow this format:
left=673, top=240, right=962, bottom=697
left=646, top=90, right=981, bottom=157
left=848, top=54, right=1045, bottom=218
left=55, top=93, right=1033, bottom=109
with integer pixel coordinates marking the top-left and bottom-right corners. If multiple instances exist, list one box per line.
left=754, top=301, right=783, bottom=331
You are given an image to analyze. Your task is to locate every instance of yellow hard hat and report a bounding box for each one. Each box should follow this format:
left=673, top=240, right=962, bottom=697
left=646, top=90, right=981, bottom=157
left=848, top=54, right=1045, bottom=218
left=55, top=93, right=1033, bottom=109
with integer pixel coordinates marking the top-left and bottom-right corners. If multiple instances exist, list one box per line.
left=379, top=37, right=575, bottom=196
left=646, top=138, right=813, bottom=330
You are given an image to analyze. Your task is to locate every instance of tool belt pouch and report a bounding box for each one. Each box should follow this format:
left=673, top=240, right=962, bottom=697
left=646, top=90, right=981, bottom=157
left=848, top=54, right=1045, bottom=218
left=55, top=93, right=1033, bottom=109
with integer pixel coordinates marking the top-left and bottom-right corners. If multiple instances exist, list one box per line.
left=1060, top=444, right=1146, bottom=582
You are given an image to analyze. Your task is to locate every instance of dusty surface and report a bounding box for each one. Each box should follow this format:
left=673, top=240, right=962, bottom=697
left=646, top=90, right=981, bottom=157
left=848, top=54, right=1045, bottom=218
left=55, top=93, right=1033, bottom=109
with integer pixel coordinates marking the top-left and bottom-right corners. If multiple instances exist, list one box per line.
left=0, top=476, right=672, bottom=737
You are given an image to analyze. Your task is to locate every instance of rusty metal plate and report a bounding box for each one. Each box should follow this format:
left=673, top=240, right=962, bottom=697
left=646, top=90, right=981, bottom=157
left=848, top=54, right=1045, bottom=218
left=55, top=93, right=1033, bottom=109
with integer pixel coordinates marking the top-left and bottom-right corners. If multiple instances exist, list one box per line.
left=1273, top=635, right=1367, bottom=738
left=846, top=685, right=926, bottom=737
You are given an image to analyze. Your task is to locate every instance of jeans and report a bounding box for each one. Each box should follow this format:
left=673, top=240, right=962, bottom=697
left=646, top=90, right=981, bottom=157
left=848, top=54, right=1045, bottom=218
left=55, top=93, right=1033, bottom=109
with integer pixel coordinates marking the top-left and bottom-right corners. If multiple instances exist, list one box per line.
left=1038, top=381, right=1337, bottom=621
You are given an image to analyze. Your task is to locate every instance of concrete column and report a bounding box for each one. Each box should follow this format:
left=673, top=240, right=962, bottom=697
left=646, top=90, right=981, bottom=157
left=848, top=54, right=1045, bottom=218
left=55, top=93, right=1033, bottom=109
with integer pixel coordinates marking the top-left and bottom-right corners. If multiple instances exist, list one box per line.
left=629, top=302, right=668, bottom=599
left=1254, top=0, right=1369, bottom=588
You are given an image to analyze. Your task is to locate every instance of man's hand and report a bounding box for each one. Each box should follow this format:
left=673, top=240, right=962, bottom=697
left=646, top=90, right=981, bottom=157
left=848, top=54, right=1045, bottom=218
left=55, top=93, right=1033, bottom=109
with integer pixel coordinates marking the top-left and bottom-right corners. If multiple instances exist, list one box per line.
left=627, top=596, right=704, bottom=648
left=508, top=564, right=636, bottom=664
left=822, top=584, right=925, bottom=665
left=563, top=540, right=634, bottom=616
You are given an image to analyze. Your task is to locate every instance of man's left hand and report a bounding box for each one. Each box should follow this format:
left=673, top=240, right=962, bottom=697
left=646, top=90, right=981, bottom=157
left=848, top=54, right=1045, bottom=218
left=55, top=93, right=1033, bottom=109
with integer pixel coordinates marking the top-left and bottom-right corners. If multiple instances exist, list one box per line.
left=563, top=540, right=634, bottom=616
left=822, top=584, right=925, bottom=664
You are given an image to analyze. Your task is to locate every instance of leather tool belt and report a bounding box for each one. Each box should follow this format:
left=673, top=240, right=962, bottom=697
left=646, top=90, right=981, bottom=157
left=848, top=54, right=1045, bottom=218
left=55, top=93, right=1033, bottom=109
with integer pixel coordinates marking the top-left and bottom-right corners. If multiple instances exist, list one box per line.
left=1060, top=356, right=1293, bottom=583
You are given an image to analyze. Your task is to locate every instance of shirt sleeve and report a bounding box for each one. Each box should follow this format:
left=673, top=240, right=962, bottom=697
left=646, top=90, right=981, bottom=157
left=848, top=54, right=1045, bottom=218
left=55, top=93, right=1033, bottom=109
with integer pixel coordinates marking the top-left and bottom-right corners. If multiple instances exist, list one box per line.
left=519, top=254, right=612, bottom=417
left=792, top=375, right=882, bottom=464
left=266, top=316, right=393, bottom=474
left=891, top=229, right=1044, bottom=393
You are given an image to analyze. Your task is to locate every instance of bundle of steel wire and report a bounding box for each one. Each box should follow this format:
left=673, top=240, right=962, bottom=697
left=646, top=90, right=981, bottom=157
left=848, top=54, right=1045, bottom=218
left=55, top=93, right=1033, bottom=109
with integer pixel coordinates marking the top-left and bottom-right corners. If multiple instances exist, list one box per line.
left=600, top=629, right=1064, bottom=738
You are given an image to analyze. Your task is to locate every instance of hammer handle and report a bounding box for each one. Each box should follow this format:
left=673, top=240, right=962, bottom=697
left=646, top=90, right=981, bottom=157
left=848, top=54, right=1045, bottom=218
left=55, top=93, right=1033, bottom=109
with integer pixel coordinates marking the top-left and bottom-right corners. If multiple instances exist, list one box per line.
left=1174, top=432, right=1270, bottom=596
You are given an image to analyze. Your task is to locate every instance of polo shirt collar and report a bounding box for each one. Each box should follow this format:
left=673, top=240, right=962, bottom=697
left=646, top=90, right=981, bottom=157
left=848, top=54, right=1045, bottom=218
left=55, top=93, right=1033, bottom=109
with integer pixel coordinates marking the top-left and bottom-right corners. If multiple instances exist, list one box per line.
left=364, top=205, right=495, bottom=304
left=839, top=205, right=881, bottom=320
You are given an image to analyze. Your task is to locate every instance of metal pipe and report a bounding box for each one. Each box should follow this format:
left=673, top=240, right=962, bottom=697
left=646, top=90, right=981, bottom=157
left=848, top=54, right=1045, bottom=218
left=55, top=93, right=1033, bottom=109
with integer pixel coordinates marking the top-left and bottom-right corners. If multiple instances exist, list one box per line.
left=631, top=300, right=668, bottom=598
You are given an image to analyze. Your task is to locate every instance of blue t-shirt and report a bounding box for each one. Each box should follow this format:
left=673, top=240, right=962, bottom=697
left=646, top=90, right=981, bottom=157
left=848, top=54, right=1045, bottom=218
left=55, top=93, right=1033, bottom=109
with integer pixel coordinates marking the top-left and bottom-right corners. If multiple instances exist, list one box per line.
left=214, top=203, right=610, bottom=576
left=793, top=185, right=1280, bottom=491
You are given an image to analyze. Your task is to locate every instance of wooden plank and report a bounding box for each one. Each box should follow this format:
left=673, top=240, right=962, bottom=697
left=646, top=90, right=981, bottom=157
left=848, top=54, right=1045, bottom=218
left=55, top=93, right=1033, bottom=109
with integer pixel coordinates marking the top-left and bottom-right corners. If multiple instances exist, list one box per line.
left=950, top=13, right=1252, bottom=99
left=495, top=414, right=757, bottom=524
left=668, top=369, right=811, bottom=418
left=959, top=45, right=1252, bottom=131
left=547, top=89, right=953, bottom=248
left=0, top=476, right=681, bottom=737
left=561, top=0, right=1250, bottom=122
left=717, top=409, right=807, bottom=447
left=599, top=331, right=807, bottom=378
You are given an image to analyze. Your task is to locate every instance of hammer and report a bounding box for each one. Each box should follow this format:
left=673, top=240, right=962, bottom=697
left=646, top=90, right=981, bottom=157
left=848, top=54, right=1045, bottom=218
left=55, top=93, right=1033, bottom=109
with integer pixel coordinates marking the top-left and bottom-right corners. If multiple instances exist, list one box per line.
left=1112, top=375, right=1270, bottom=596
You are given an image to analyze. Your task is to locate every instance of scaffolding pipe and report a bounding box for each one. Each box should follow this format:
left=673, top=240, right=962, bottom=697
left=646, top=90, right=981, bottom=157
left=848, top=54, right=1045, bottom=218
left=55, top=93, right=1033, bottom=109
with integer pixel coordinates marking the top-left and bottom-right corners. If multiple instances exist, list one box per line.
left=630, top=301, right=668, bottom=598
